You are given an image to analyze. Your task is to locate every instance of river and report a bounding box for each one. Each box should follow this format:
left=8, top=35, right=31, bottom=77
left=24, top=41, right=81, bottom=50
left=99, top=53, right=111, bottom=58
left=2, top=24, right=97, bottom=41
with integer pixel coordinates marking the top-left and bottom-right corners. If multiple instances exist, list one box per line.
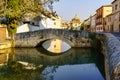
left=0, top=47, right=105, bottom=80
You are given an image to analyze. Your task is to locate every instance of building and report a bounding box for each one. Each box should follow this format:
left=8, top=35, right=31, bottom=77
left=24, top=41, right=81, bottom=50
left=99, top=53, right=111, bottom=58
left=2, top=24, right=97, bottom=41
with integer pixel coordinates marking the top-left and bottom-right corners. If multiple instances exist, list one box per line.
left=104, top=13, right=113, bottom=32
left=39, top=15, right=62, bottom=29
left=52, top=16, right=62, bottom=29
left=70, top=15, right=82, bottom=30
left=104, top=0, right=120, bottom=32
left=0, top=24, right=8, bottom=41
left=111, top=0, right=120, bottom=32
left=96, top=5, right=112, bottom=32
left=17, top=10, right=62, bottom=33
left=84, top=18, right=90, bottom=31
left=90, top=14, right=96, bottom=32
left=61, top=21, right=70, bottom=29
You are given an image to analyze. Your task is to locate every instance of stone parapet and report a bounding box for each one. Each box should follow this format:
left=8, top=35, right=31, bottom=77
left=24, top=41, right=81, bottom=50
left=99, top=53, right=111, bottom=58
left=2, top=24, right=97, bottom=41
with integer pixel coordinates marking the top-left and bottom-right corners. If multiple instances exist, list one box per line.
left=105, top=33, right=120, bottom=80
left=96, top=33, right=120, bottom=80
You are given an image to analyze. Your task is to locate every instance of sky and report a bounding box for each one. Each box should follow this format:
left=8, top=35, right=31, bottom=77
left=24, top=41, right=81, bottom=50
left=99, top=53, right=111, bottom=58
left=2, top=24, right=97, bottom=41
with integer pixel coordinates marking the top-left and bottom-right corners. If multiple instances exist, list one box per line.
left=53, top=0, right=114, bottom=21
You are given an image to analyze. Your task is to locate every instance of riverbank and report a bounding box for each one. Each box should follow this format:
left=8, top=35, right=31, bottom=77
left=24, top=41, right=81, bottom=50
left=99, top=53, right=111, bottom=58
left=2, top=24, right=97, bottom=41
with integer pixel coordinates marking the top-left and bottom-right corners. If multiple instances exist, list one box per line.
left=0, top=40, right=12, bottom=49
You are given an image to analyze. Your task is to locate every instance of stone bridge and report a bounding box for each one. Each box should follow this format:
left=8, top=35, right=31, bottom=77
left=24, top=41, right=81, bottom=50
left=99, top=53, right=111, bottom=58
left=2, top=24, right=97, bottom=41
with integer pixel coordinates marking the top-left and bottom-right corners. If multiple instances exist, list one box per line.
left=15, top=29, right=91, bottom=47
left=15, top=29, right=120, bottom=80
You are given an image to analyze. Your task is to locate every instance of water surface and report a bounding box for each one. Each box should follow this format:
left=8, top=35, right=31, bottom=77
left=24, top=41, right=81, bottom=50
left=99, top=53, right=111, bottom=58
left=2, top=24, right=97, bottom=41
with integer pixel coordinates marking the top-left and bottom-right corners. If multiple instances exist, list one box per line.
left=0, top=48, right=105, bottom=80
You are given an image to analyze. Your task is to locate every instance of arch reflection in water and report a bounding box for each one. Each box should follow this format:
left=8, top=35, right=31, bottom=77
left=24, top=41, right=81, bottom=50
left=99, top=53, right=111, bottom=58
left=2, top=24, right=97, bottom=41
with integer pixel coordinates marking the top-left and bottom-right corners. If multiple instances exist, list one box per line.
left=42, top=38, right=71, bottom=53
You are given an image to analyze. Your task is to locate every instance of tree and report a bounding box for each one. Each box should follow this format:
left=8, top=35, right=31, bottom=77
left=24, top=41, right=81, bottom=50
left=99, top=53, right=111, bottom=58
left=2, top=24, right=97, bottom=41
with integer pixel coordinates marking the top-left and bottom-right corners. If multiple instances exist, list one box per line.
left=0, top=0, right=59, bottom=47
left=80, top=23, right=86, bottom=30
left=80, top=25, right=84, bottom=30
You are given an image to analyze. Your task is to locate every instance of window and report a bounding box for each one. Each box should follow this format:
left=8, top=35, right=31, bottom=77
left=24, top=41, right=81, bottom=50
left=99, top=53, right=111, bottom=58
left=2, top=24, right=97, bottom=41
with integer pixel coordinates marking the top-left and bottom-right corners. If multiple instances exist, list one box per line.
left=110, top=17, right=111, bottom=22
left=119, top=2, right=120, bottom=8
left=101, top=27, right=103, bottom=30
left=104, top=21, right=106, bottom=25
left=108, top=26, right=109, bottom=31
left=112, top=6, right=114, bottom=12
left=115, top=4, right=118, bottom=10
left=54, top=22, right=56, bottom=25
left=54, top=45, right=56, bottom=48
left=75, top=24, right=77, bottom=26
left=106, top=10, right=111, bottom=12
left=119, top=24, right=120, bottom=32
left=115, top=14, right=118, bottom=20
left=119, top=13, right=120, bottom=21
left=108, top=17, right=111, bottom=22
left=110, top=25, right=114, bottom=32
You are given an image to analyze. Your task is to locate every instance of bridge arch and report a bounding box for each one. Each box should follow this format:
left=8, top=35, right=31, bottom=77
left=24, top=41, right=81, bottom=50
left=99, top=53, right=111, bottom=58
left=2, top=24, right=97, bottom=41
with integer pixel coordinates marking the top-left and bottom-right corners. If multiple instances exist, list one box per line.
left=35, top=36, right=74, bottom=47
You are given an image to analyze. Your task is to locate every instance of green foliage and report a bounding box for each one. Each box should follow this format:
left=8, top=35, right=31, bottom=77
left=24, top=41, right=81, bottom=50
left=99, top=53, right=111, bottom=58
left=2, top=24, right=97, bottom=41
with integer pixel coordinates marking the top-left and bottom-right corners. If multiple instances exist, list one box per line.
left=70, top=26, right=77, bottom=30
left=0, top=0, right=23, bottom=35
left=0, top=0, right=59, bottom=32
left=80, top=23, right=86, bottom=30
left=0, top=0, right=59, bottom=23
left=7, top=0, right=22, bottom=10
left=80, top=25, right=84, bottom=30
left=7, top=23, right=17, bottom=34
left=2, top=0, right=23, bottom=21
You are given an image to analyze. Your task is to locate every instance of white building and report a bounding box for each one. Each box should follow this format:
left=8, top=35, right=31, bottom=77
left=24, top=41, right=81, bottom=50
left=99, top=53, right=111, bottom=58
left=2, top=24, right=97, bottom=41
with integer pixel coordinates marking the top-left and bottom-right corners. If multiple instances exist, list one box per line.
left=84, top=18, right=91, bottom=31
left=39, top=15, right=62, bottom=29
left=17, top=14, right=62, bottom=33
left=90, top=14, right=96, bottom=32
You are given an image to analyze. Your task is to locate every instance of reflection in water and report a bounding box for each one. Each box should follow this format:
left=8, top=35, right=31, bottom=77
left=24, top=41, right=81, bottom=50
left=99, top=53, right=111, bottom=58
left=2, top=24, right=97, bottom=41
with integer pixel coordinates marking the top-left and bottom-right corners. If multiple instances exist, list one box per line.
left=42, top=39, right=71, bottom=53
left=0, top=48, right=105, bottom=80
left=42, top=64, right=103, bottom=80
left=0, top=48, right=11, bottom=66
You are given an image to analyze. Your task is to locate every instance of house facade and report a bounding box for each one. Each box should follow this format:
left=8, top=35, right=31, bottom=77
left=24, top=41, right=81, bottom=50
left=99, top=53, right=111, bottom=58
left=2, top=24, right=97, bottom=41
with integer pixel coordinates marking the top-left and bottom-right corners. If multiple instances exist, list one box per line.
left=104, top=0, right=120, bottom=32
left=84, top=18, right=90, bottom=31
left=17, top=13, right=62, bottom=33
left=90, top=14, right=96, bottom=32
left=61, top=21, right=70, bottom=29
left=96, top=5, right=112, bottom=32
left=104, top=13, right=113, bottom=32
left=111, top=0, right=120, bottom=32
left=39, top=15, right=62, bottom=29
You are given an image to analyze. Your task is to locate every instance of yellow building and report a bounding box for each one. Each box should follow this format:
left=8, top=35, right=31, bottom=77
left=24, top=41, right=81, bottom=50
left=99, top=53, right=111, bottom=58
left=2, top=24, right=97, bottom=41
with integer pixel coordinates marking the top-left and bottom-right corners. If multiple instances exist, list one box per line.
left=104, top=0, right=120, bottom=32
left=61, top=21, right=71, bottom=29
left=96, top=5, right=112, bottom=32
left=70, top=15, right=82, bottom=30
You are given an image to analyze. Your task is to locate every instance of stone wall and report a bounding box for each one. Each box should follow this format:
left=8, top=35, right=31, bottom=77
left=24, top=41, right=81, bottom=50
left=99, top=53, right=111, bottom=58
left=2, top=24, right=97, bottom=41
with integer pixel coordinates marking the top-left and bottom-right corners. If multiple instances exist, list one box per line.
left=0, top=27, right=7, bottom=41
left=95, top=33, right=120, bottom=80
